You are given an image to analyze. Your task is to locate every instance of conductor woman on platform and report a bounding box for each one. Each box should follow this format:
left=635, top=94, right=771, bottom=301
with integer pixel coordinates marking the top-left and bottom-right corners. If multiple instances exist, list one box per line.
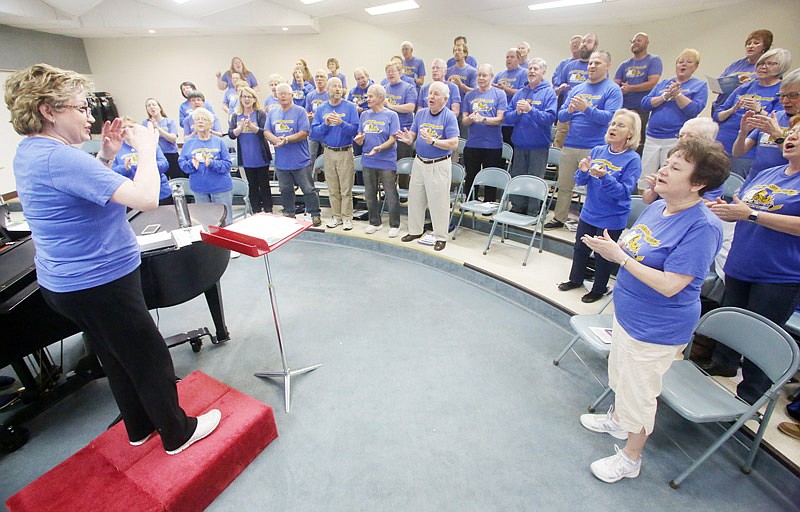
left=4, top=64, right=220, bottom=455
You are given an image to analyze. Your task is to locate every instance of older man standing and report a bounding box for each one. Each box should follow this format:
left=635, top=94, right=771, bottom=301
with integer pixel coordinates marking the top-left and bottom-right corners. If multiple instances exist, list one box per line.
left=401, top=41, right=426, bottom=88
left=264, top=83, right=322, bottom=226
left=311, top=77, right=359, bottom=230
left=418, top=58, right=461, bottom=116
left=462, top=64, right=508, bottom=203
left=546, top=50, right=622, bottom=230
left=384, top=61, right=418, bottom=161
left=305, top=70, right=329, bottom=165
left=493, top=48, right=529, bottom=146
left=614, top=32, right=662, bottom=151
left=396, top=82, right=460, bottom=252
left=505, top=58, right=558, bottom=214
left=517, top=41, right=532, bottom=68
left=553, top=33, right=599, bottom=148
left=347, top=67, right=374, bottom=157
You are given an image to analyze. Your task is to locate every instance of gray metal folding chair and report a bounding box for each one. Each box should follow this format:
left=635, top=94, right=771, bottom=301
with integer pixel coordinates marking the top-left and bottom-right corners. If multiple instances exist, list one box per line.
left=313, top=154, right=328, bottom=191
left=483, top=175, right=549, bottom=266
left=381, top=157, right=413, bottom=214
left=722, top=173, right=745, bottom=203
left=449, top=162, right=466, bottom=225
left=452, top=167, right=510, bottom=239
left=168, top=178, right=194, bottom=200
left=351, top=155, right=365, bottom=197
left=661, top=307, right=800, bottom=488
left=456, top=137, right=467, bottom=166
left=230, top=176, right=252, bottom=219
left=501, top=142, right=514, bottom=172
left=627, top=195, right=647, bottom=228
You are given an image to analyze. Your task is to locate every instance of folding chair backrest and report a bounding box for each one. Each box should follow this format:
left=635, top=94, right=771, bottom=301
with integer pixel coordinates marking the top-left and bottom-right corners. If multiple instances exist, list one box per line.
left=627, top=195, right=647, bottom=229
left=396, top=157, right=414, bottom=176
left=313, top=154, right=325, bottom=172
left=473, top=167, right=511, bottom=190
left=168, top=178, right=194, bottom=198
left=353, top=155, right=363, bottom=173
left=722, top=174, right=745, bottom=203
left=501, top=143, right=514, bottom=170
left=547, top=146, right=561, bottom=168
left=504, top=175, right=548, bottom=203
left=694, top=307, right=799, bottom=384
left=231, top=176, right=248, bottom=196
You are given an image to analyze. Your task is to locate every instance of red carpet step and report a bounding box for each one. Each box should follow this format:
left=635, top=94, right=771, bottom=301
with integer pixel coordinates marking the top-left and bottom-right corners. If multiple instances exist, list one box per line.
left=6, top=371, right=278, bottom=512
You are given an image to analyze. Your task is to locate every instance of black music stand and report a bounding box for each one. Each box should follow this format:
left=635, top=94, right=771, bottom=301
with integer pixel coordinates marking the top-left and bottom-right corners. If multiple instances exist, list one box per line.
left=201, top=214, right=321, bottom=413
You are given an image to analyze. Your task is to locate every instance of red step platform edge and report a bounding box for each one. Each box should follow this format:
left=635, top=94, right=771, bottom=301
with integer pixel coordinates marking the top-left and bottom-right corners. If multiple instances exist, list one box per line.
left=6, top=370, right=279, bottom=512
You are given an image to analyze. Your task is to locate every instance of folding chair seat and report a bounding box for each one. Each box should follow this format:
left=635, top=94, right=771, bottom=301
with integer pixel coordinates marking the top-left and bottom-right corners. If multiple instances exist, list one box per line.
left=451, top=167, right=510, bottom=239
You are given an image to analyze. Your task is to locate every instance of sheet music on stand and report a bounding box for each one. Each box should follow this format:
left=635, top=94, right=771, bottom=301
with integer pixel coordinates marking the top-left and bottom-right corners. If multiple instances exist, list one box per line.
left=200, top=213, right=311, bottom=256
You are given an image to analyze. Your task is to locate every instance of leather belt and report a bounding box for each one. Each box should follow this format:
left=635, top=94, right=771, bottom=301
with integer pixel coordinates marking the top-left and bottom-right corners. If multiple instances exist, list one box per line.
left=416, top=154, right=451, bottom=165
left=326, top=145, right=352, bottom=152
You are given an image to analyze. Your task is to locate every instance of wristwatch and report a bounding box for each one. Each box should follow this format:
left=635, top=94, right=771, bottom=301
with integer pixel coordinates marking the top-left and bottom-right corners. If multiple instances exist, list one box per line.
left=747, top=210, right=760, bottom=223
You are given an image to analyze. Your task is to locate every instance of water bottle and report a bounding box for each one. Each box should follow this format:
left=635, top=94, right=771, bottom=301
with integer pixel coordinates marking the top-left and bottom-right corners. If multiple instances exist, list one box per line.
left=171, top=183, right=192, bottom=228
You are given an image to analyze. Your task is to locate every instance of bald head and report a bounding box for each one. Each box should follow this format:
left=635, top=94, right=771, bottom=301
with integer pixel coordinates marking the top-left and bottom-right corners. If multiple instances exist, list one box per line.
left=630, top=32, right=650, bottom=57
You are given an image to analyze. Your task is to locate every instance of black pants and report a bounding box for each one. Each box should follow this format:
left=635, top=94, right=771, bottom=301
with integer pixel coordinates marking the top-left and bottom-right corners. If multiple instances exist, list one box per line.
left=244, top=165, right=273, bottom=213
left=712, top=275, right=800, bottom=404
left=41, top=268, right=196, bottom=450
left=165, top=152, right=186, bottom=180
left=568, top=220, right=622, bottom=294
left=463, top=147, right=503, bottom=203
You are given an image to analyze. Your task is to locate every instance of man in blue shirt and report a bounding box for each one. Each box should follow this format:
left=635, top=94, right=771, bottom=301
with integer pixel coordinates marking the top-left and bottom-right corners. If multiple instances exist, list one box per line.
left=553, top=32, right=598, bottom=148
left=401, top=41, right=426, bottom=88
left=306, top=69, right=330, bottom=165
left=546, top=50, right=623, bottom=229
left=614, top=32, right=663, bottom=152
left=384, top=61, right=418, bottom=161
left=493, top=48, right=529, bottom=146
left=447, top=35, right=478, bottom=69
left=264, top=83, right=322, bottom=226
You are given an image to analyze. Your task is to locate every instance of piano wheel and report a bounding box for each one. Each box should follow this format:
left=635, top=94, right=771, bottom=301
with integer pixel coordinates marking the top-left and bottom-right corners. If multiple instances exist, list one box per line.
left=190, top=339, right=203, bottom=353
left=0, top=424, right=29, bottom=453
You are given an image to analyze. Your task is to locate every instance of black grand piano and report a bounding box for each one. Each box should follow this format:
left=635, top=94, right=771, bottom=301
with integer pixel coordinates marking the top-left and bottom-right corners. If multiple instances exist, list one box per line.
left=0, top=203, right=231, bottom=452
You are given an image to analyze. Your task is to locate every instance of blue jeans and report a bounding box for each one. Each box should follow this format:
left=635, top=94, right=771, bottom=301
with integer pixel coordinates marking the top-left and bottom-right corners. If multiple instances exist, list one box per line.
left=195, top=190, right=233, bottom=226
left=276, top=166, right=320, bottom=216
left=510, top=147, right=548, bottom=214
left=363, top=167, right=400, bottom=228
left=713, top=275, right=800, bottom=404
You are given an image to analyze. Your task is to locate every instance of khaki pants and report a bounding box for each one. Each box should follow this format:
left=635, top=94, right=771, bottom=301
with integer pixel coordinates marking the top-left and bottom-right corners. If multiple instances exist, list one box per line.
left=553, top=146, right=590, bottom=224
left=407, top=156, right=451, bottom=241
left=323, top=147, right=355, bottom=220
left=553, top=120, right=570, bottom=149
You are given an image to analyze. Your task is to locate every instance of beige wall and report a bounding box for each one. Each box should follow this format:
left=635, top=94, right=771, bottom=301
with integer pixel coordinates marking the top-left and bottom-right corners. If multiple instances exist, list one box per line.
left=1, top=0, right=798, bottom=193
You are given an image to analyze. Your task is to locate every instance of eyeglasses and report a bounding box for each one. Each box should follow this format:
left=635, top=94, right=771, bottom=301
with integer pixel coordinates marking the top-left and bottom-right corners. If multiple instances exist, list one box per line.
left=778, top=92, right=800, bottom=100
left=756, top=61, right=779, bottom=68
left=240, top=94, right=254, bottom=99
left=60, top=104, right=91, bottom=116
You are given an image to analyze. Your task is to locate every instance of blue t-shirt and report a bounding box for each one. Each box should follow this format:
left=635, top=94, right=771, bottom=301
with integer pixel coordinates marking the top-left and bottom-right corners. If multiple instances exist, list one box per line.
left=384, top=81, right=417, bottom=129
left=13, top=137, right=139, bottom=292
left=447, top=56, right=478, bottom=69
left=713, top=58, right=757, bottom=111
left=112, top=141, right=171, bottom=199
left=328, top=72, right=347, bottom=89
left=446, top=64, right=477, bottom=90
left=142, top=118, right=179, bottom=155
left=222, top=71, right=258, bottom=90
left=746, top=110, right=790, bottom=177
left=263, top=95, right=281, bottom=114
left=178, top=135, right=233, bottom=194
left=558, top=78, right=623, bottom=149
left=614, top=54, right=663, bottom=109
left=714, top=80, right=782, bottom=156
left=642, top=77, right=708, bottom=139
left=412, top=108, right=460, bottom=160
left=310, top=100, right=360, bottom=148
left=347, top=80, right=375, bottom=111
left=493, top=67, right=529, bottom=102
left=418, top=82, right=461, bottom=111
left=504, top=81, right=558, bottom=150
left=182, top=108, right=222, bottom=137
left=463, top=87, right=508, bottom=149
left=725, top=164, right=800, bottom=283
left=359, top=108, right=400, bottom=170
left=179, top=101, right=216, bottom=126
left=614, top=200, right=723, bottom=345
left=402, top=57, right=426, bottom=83
left=552, top=57, right=573, bottom=87
left=223, top=87, right=239, bottom=111
left=559, top=59, right=590, bottom=96
left=291, top=81, right=313, bottom=106
left=574, top=145, right=642, bottom=229
left=380, top=75, right=416, bottom=88
left=266, top=105, right=311, bottom=170
left=232, top=111, right=269, bottom=168
left=305, top=90, right=330, bottom=114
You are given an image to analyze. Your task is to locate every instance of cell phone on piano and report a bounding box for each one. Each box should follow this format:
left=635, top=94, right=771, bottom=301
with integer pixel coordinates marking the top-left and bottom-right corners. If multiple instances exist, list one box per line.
left=141, top=224, right=161, bottom=235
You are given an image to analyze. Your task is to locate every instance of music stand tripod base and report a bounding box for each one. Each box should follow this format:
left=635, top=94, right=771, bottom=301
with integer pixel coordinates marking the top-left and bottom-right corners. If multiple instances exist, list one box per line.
left=255, top=363, right=322, bottom=413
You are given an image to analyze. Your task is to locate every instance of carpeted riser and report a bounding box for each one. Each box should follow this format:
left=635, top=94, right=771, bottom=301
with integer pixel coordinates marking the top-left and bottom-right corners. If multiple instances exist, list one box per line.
left=6, top=371, right=278, bottom=512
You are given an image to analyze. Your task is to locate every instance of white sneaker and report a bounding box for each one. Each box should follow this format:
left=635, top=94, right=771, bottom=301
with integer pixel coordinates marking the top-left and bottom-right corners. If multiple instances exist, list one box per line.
left=590, top=445, right=641, bottom=483
left=326, top=218, right=342, bottom=229
left=418, top=232, right=436, bottom=246
left=365, top=224, right=382, bottom=234
left=166, top=409, right=221, bottom=455
left=130, top=431, right=155, bottom=446
left=230, top=252, right=240, bottom=259
left=388, top=227, right=400, bottom=238
left=580, top=405, right=628, bottom=440
left=342, top=219, right=353, bottom=231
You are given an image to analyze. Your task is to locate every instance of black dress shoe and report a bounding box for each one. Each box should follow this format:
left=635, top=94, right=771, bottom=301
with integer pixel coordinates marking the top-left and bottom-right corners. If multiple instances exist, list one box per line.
left=700, top=362, right=738, bottom=378
left=581, top=291, right=605, bottom=303
left=0, top=376, right=15, bottom=391
left=558, top=281, right=582, bottom=291
left=544, top=219, right=565, bottom=229
left=434, top=240, right=446, bottom=251
left=401, top=233, right=423, bottom=242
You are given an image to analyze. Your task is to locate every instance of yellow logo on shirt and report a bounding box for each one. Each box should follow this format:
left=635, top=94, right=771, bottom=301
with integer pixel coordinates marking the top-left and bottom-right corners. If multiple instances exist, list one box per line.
left=742, top=183, right=798, bottom=211
left=273, top=120, right=294, bottom=134
left=191, top=148, right=219, bottom=161
left=591, top=158, right=622, bottom=173
left=471, top=98, right=494, bottom=114
left=419, top=123, right=442, bottom=138
left=620, top=224, right=661, bottom=261
left=568, top=70, right=589, bottom=83
left=363, top=120, right=385, bottom=134
left=577, top=93, right=601, bottom=106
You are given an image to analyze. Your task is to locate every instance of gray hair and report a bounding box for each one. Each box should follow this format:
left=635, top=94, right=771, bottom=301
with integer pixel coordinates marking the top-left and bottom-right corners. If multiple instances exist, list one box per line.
left=353, top=67, right=369, bottom=79
left=592, top=50, right=612, bottom=65
left=758, top=48, right=793, bottom=77
left=368, top=83, right=386, bottom=99
left=432, top=58, right=446, bottom=68
left=478, top=63, right=494, bottom=75
left=781, top=68, right=800, bottom=90
left=269, top=73, right=285, bottom=84
left=529, top=57, right=547, bottom=72
left=276, top=83, right=292, bottom=95
left=327, top=77, right=342, bottom=88
left=191, top=107, right=214, bottom=123
left=680, top=117, right=719, bottom=141
left=429, top=81, right=450, bottom=98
